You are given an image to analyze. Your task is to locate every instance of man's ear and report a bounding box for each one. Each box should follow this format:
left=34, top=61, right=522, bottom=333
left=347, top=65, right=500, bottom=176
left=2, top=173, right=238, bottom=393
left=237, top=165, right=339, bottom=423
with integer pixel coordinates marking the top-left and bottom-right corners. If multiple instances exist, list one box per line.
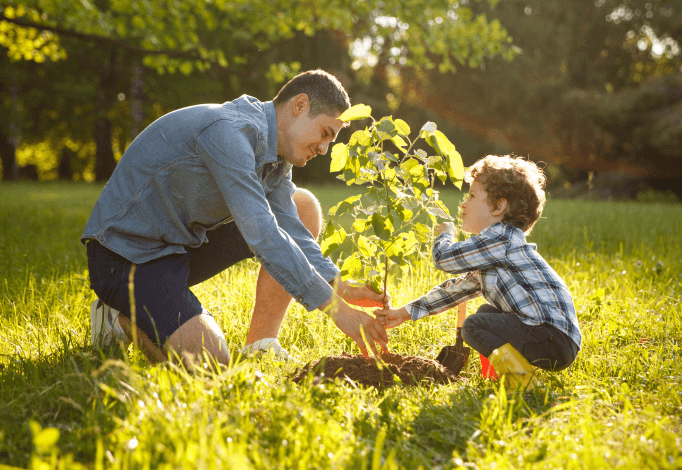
left=291, top=93, right=310, bottom=117
left=492, top=198, right=507, bottom=217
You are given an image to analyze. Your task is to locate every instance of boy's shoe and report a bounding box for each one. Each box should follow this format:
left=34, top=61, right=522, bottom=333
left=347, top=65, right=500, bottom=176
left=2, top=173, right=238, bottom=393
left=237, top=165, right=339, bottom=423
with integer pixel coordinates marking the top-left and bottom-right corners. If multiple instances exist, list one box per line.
left=90, top=299, right=131, bottom=348
left=241, top=338, right=290, bottom=361
left=488, top=343, right=543, bottom=392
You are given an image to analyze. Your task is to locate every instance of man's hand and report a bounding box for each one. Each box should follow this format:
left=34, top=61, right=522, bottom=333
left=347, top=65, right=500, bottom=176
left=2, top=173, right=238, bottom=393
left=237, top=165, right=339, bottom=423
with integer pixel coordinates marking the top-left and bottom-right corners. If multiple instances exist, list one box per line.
left=436, top=222, right=457, bottom=239
left=374, top=306, right=411, bottom=330
left=332, top=278, right=390, bottom=308
left=320, top=293, right=389, bottom=358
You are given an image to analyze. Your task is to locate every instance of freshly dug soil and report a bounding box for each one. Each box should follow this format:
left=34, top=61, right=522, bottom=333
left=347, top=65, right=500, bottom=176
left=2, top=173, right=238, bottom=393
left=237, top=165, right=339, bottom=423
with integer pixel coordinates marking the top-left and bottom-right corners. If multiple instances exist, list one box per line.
left=292, top=352, right=460, bottom=389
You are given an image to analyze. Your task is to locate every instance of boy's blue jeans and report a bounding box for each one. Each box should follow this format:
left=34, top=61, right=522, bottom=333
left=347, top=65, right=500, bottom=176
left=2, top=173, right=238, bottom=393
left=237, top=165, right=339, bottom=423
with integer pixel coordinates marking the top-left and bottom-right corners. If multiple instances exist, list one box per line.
left=461, top=304, right=579, bottom=371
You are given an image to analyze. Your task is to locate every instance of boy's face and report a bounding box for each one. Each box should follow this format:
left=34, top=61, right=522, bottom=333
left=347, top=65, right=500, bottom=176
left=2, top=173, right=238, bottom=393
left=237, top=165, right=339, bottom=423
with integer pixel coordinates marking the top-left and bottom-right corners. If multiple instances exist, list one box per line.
left=460, top=179, right=505, bottom=234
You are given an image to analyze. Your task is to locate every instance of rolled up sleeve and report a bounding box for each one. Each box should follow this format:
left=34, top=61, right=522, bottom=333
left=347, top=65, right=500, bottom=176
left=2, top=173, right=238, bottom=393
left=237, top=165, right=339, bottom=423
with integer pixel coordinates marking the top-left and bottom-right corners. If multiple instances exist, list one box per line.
left=267, top=173, right=340, bottom=283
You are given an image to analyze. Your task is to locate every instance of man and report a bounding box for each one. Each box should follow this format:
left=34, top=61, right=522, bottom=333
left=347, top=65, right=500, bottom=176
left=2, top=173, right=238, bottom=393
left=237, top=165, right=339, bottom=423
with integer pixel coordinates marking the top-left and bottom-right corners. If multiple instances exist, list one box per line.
left=82, top=69, right=389, bottom=365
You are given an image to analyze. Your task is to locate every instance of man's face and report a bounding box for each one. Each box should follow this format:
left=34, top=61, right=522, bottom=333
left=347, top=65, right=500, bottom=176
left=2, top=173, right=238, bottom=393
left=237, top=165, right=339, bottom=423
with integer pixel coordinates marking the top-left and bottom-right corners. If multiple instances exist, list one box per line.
left=280, top=105, right=344, bottom=167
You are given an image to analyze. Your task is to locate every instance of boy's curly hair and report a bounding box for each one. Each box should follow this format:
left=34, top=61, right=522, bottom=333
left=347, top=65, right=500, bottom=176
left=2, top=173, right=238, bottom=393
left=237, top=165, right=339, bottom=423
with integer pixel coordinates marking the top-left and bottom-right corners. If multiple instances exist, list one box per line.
left=465, top=155, right=546, bottom=234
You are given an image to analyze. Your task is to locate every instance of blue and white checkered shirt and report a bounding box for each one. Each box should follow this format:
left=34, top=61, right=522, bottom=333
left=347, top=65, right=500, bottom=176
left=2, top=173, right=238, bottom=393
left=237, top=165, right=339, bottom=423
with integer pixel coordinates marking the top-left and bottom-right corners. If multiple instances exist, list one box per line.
left=406, top=222, right=582, bottom=349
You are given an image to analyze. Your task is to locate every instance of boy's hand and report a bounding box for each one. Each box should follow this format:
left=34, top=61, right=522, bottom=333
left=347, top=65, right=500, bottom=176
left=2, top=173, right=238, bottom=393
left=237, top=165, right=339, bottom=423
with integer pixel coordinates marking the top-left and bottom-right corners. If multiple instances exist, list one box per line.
left=332, top=278, right=391, bottom=308
left=436, top=222, right=457, bottom=239
left=373, top=306, right=411, bottom=329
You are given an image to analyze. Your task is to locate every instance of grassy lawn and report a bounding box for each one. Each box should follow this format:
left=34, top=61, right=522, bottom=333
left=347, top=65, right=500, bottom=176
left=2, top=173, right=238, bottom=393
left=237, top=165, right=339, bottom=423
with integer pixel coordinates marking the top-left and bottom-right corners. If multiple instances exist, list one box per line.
left=0, top=181, right=681, bottom=469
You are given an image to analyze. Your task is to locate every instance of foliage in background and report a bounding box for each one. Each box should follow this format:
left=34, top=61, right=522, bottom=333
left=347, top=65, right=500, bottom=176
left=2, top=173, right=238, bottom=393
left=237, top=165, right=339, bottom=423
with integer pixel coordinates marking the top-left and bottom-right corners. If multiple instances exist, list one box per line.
left=383, top=0, right=682, bottom=184
left=0, top=0, right=515, bottom=181
left=321, top=104, right=464, bottom=295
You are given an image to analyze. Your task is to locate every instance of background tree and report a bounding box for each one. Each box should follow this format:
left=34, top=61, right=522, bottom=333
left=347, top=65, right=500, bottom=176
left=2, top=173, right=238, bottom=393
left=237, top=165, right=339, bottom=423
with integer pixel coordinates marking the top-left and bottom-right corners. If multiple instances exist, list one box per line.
left=372, top=0, right=681, bottom=193
left=0, top=0, right=516, bottom=181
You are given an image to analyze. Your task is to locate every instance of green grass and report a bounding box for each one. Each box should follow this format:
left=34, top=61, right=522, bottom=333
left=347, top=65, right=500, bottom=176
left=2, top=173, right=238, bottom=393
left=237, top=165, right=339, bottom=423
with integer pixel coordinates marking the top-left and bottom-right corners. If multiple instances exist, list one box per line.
left=1, top=181, right=681, bottom=469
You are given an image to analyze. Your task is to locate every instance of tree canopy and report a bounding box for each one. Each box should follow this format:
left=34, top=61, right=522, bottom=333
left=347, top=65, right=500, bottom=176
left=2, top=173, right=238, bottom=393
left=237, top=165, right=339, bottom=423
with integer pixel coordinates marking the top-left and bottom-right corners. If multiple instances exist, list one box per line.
left=0, top=0, right=516, bottom=180
left=383, top=0, right=681, bottom=182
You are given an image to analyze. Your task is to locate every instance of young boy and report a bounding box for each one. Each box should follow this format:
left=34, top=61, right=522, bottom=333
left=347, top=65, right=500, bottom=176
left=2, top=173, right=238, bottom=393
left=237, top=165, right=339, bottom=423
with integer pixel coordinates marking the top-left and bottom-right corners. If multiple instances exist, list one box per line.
left=374, top=155, right=581, bottom=390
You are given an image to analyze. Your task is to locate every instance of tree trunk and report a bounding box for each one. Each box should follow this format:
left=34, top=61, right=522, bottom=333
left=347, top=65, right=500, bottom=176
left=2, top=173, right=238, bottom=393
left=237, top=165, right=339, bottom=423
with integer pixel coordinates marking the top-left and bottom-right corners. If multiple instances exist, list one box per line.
left=94, top=46, right=119, bottom=181
left=1, top=83, right=22, bottom=180
left=0, top=126, right=17, bottom=181
left=58, top=147, right=74, bottom=180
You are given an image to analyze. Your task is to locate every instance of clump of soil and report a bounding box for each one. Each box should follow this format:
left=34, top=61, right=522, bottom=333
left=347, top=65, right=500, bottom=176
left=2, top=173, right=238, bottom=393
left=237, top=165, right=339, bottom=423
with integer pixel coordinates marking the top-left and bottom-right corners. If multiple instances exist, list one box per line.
left=292, top=352, right=460, bottom=389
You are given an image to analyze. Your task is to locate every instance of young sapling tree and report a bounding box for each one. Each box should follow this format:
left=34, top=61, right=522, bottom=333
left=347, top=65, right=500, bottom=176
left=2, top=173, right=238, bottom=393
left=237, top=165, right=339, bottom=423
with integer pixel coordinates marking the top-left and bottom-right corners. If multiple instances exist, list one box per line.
left=321, top=104, right=464, bottom=303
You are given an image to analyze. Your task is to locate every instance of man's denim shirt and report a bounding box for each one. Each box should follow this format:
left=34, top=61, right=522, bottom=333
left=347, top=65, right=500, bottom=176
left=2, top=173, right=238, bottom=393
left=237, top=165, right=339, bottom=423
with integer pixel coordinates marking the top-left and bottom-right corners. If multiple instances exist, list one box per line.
left=82, top=95, right=338, bottom=311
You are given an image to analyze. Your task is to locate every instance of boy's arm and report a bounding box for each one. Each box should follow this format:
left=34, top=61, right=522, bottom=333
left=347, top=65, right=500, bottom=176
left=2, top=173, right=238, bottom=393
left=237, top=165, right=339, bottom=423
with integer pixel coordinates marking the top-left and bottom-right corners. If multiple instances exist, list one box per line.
left=405, top=272, right=482, bottom=320
left=431, top=229, right=507, bottom=275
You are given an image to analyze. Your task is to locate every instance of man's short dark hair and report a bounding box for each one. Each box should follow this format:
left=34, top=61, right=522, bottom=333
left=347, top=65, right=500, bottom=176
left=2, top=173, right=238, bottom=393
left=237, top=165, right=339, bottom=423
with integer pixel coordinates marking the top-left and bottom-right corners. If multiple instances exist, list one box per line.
left=273, top=69, right=351, bottom=117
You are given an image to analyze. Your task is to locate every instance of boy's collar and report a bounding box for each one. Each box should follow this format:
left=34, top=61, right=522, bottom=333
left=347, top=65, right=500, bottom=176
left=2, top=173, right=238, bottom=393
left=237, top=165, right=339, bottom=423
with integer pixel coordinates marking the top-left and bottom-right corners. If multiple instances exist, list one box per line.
left=481, top=222, right=526, bottom=240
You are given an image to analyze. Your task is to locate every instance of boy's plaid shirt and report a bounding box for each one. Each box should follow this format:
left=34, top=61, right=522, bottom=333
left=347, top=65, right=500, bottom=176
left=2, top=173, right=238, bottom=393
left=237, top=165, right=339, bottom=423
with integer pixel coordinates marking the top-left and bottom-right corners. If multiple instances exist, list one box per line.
left=406, top=222, right=582, bottom=349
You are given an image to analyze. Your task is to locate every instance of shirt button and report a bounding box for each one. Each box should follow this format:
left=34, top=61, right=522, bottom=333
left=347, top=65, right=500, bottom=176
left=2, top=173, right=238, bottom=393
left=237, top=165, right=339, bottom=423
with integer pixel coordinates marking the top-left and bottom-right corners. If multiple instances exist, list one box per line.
left=297, top=297, right=304, bottom=302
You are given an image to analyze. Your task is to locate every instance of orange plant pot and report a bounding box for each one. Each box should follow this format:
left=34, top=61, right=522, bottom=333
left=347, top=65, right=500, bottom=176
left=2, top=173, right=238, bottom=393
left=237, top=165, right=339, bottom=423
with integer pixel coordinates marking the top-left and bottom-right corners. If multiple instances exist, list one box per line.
left=479, top=353, right=499, bottom=379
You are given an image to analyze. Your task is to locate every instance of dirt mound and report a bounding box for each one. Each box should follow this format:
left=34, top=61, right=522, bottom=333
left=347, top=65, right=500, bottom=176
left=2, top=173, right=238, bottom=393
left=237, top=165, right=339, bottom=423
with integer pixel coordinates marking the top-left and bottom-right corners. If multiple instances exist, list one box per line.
left=292, top=352, right=460, bottom=389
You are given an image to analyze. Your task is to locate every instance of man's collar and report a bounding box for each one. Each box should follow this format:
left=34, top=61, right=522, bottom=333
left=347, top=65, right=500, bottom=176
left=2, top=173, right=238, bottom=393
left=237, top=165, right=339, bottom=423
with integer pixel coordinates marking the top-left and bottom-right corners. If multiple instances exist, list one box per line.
left=264, top=101, right=278, bottom=164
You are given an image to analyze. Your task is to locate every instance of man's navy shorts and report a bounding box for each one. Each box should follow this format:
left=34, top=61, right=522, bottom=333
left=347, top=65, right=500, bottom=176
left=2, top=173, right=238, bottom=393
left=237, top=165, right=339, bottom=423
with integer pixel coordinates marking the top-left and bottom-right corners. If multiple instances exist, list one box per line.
left=86, top=222, right=253, bottom=346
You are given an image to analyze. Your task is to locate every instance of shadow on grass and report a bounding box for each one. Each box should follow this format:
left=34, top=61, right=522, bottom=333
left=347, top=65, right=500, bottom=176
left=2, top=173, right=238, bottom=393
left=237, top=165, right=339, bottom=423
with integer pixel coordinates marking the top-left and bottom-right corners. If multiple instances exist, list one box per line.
left=347, top=369, right=578, bottom=467
left=0, top=333, right=132, bottom=467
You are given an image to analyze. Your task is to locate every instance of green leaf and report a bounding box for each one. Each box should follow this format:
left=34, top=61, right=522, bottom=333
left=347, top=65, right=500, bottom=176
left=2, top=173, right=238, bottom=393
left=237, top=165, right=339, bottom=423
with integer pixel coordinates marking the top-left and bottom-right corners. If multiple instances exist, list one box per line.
left=340, top=254, right=363, bottom=279
left=375, top=117, right=398, bottom=140
left=403, top=232, right=420, bottom=256
left=414, top=222, right=431, bottom=242
left=357, top=235, right=377, bottom=258
left=400, top=158, right=420, bottom=174
left=339, top=104, right=372, bottom=122
left=390, top=135, right=408, bottom=151
left=419, top=121, right=437, bottom=138
left=371, top=213, right=392, bottom=240
left=330, top=143, right=348, bottom=172
left=383, top=236, right=405, bottom=258
left=384, top=151, right=400, bottom=163
left=426, top=205, right=453, bottom=220
left=435, top=200, right=451, bottom=217
left=394, top=119, right=410, bottom=136
left=369, top=277, right=382, bottom=294
left=396, top=202, right=413, bottom=222
left=320, top=225, right=347, bottom=257
left=352, top=217, right=370, bottom=233
left=324, top=220, right=335, bottom=238
left=349, top=130, right=372, bottom=147
left=446, top=150, right=465, bottom=189
left=330, top=195, right=361, bottom=217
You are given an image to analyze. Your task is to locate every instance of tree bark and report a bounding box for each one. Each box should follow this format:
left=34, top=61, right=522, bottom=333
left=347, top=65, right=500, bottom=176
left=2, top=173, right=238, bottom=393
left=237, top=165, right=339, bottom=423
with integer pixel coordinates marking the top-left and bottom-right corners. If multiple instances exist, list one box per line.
left=58, top=147, right=74, bottom=180
left=0, top=126, right=16, bottom=181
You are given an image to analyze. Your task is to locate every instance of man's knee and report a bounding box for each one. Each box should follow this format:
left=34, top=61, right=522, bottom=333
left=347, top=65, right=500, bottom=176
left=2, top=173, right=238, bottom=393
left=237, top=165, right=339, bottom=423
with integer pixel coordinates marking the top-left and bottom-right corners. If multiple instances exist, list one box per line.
left=293, top=188, right=323, bottom=239
left=165, top=313, right=231, bottom=367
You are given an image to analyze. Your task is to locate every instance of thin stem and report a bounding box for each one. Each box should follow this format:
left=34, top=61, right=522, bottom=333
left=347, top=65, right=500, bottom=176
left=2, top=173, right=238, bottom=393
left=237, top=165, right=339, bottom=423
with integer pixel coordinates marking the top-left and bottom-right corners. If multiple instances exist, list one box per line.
left=382, top=255, right=389, bottom=304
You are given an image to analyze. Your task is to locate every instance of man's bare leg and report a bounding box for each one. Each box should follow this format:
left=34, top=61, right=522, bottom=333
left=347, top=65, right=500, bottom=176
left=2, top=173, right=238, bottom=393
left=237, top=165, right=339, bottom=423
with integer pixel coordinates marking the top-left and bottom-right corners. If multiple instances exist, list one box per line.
left=244, top=188, right=322, bottom=345
left=118, top=313, right=230, bottom=367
